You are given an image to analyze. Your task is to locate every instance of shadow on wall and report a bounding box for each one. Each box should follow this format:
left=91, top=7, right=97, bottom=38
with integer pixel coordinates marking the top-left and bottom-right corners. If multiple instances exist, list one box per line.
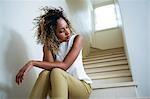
left=2, top=27, right=37, bottom=99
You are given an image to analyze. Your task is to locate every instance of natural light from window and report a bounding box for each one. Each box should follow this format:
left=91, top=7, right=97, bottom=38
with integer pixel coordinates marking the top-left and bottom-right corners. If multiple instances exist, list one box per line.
left=94, top=4, right=118, bottom=31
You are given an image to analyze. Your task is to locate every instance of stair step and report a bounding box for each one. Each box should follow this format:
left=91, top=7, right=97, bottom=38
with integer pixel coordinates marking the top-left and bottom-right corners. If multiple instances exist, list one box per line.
left=92, top=81, right=137, bottom=89
left=84, top=60, right=128, bottom=69
left=83, top=53, right=125, bottom=62
left=88, top=70, right=131, bottom=80
left=92, top=76, right=132, bottom=85
left=84, top=56, right=127, bottom=65
left=90, top=82, right=137, bottom=99
left=90, top=47, right=102, bottom=53
left=85, top=65, right=129, bottom=74
left=89, top=48, right=124, bottom=56
left=86, top=51, right=124, bottom=59
left=90, top=47, right=124, bottom=54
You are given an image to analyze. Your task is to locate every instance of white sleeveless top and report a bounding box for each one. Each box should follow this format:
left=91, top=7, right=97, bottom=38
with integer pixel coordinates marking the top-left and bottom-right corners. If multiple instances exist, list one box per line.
left=56, top=34, right=92, bottom=84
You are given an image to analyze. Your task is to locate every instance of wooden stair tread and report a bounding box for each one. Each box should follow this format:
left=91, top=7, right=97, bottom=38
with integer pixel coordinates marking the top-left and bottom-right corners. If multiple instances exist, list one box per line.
left=90, top=47, right=124, bottom=54
left=84, top=60, right=128, bottom=68
left=87, top=51, right=124, bottom=58
left=88, top=70, right=131, bottom=80
left=84, top=56, right=127, bottom=65
left=90, top=47, right=124, bottom=55
left=92, top=77, right=132, bottom=85
left=92, top=81, right=137, bottom=89
left=83, top=53, right=125, bottom=62
left=85, top=65, right=130, bottom=74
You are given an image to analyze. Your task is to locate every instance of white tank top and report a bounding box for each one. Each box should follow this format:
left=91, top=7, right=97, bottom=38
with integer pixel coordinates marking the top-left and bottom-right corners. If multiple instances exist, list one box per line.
left=56, top=34, right=92, bottom=84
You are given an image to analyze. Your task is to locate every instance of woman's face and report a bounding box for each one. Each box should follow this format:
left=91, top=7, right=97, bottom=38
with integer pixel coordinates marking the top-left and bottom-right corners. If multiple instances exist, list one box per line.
left=55, top=18, right=71, bottom=42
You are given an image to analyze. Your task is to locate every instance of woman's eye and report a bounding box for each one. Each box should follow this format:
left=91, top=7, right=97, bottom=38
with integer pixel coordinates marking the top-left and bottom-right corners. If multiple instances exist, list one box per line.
left=59, top=31, right=63, bottom=33
left=59, top=28, right=65, bottom=33
left=59, top=30, right=64, bottom=33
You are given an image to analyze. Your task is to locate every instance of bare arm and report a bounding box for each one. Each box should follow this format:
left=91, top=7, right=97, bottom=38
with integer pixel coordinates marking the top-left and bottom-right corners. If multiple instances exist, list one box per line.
left=42, top=45, right=54, bottom=62
left=16, top=45, right=54, bottom=84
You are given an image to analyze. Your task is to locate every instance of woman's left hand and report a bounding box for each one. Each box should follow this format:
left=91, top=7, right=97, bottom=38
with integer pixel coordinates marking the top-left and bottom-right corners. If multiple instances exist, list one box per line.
left=16, top=60, right=33, bottom=85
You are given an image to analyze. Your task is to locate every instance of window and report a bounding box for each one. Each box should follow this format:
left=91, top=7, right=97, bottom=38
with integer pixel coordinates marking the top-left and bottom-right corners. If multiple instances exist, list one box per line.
left=94, top=4, right=118, bottom=31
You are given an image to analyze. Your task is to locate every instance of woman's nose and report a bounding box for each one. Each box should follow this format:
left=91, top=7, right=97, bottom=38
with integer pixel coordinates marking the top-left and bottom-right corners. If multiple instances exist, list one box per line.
left=65, top=29, right=70, bottom=35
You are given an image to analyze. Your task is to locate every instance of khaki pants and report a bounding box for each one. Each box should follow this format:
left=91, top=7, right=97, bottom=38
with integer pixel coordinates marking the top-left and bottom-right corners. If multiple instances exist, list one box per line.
left=29, top=68, right=92, bottom=99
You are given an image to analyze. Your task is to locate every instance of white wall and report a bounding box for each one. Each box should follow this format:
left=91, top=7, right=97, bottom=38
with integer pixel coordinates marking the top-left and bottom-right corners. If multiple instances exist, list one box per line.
left=0, top=0, right=69, bottom=99
left=93, top=27, right=123, bottom=49
left=118, top=0, right=149, bottom=97
left=148, top=0, right=150, bottom=95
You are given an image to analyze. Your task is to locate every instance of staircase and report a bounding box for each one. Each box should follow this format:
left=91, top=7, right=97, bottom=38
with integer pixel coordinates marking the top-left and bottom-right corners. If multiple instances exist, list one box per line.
left=83, top=47, right=137, bottom=99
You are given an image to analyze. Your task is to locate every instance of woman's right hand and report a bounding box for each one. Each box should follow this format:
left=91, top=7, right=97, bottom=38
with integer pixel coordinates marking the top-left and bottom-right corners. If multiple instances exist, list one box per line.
left=16, top=60, right=33, bottom=85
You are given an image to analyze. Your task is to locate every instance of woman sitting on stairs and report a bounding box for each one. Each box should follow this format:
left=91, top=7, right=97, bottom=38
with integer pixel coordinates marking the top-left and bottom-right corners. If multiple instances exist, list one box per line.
left=16, top=6, right=92, bottom=99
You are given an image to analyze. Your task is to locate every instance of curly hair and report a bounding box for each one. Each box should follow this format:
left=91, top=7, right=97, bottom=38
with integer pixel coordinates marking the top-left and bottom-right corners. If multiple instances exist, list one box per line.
left=33, top=6, right=73, bottom=56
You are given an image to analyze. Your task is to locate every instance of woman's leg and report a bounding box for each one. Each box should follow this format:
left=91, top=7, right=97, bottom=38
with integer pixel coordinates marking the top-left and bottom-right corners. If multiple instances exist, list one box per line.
left=29, top=70, right=51, bottom=99
left=50, top=68, right=92, bottom=99
left=50, top=68, right=68, bottom=99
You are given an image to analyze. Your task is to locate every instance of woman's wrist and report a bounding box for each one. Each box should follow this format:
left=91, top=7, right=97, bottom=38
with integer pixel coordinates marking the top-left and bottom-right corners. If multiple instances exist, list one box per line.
left=29, top=60, right=42, bottom=67
left=29, top=60, right=34, bottom=66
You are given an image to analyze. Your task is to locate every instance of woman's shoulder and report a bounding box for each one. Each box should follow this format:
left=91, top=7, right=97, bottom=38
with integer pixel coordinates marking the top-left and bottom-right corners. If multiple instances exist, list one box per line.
left=74, top=34, right=83, bottom=43
left=69, top=34, right=83, bottom=48
left=71, top=34, right=83, bottom=41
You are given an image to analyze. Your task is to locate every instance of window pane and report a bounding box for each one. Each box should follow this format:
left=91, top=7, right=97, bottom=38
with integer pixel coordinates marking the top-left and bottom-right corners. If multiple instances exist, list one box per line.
left=94, top=4, right=118, bottom=31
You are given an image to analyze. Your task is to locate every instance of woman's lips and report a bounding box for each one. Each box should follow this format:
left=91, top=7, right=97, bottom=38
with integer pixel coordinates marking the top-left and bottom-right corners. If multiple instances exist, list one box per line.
left=66, top=36, right=70, bottom=41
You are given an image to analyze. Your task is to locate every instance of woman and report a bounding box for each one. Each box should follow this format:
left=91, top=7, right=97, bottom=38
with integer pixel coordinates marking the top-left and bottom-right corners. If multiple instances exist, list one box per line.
left=16, top=7, right=92, bottom=99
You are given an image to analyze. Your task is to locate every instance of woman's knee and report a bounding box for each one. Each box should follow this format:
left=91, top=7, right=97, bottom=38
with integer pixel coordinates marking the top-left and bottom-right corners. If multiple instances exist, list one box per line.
left=51, top=68, right=62, bottom=73
left=39, top=70, right=50, bottom=77
left=50, top=68, right=64, bottom=77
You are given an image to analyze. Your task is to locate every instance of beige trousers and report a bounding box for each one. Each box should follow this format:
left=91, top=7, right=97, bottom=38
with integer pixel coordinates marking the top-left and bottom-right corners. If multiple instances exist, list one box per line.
left=29, top=68, right=92, bottom=99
